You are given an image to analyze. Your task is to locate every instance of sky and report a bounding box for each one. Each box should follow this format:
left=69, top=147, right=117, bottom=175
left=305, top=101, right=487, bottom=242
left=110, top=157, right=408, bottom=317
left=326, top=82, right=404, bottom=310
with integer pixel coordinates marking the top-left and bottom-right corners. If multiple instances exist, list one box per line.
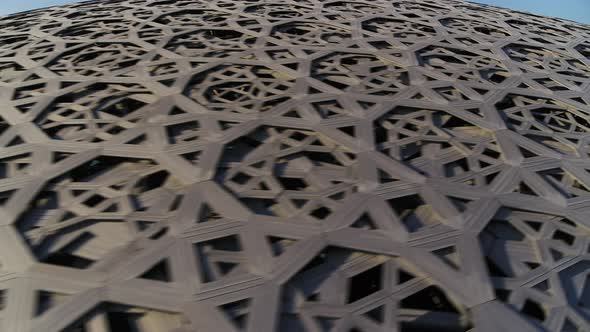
left=0, top=0, right=589, bottom=24
left=471, top=0, right=590, bottom=24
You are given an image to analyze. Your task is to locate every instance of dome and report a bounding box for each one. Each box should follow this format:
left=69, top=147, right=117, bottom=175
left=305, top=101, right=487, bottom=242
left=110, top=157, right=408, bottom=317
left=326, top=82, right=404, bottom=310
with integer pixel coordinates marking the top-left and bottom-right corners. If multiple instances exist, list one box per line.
left=0, top=0, right=589, bottom=331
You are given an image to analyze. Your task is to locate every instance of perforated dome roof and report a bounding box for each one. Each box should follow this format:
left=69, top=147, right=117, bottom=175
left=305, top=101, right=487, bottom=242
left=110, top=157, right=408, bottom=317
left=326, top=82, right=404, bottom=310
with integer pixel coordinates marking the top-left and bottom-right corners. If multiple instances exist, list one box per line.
left=0, top=0, right=590, bottom=331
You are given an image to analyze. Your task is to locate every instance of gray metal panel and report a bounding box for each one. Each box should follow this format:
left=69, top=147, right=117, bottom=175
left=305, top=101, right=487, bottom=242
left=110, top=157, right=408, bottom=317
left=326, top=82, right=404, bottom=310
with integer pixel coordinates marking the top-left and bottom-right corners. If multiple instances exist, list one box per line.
left=0, top=0, right=589, bottom=331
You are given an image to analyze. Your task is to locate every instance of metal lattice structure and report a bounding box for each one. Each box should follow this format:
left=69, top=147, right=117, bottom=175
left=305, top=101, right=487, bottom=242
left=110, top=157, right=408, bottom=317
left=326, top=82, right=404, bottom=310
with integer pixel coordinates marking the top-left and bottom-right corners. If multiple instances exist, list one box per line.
left=0, top=0, right=589, bottom=331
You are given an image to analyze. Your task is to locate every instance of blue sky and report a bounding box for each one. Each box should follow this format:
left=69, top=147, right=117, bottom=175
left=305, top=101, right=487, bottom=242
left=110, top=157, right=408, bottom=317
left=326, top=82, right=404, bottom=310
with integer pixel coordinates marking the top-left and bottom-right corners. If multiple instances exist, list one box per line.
left=0, top=0, right=589, bottom=24
left=471, top=0, right=590, bottom=24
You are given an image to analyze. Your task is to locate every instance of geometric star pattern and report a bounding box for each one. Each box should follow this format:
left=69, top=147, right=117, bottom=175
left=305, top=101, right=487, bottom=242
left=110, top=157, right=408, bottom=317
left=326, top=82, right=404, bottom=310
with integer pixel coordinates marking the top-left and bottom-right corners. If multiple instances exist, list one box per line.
left=0, top=0, right=589, bottom=331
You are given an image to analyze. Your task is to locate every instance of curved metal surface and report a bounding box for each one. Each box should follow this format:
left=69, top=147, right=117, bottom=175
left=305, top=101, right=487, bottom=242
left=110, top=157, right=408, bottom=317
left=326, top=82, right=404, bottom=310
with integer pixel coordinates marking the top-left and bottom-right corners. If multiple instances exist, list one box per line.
left=0, top=0, right=589, bottom=331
